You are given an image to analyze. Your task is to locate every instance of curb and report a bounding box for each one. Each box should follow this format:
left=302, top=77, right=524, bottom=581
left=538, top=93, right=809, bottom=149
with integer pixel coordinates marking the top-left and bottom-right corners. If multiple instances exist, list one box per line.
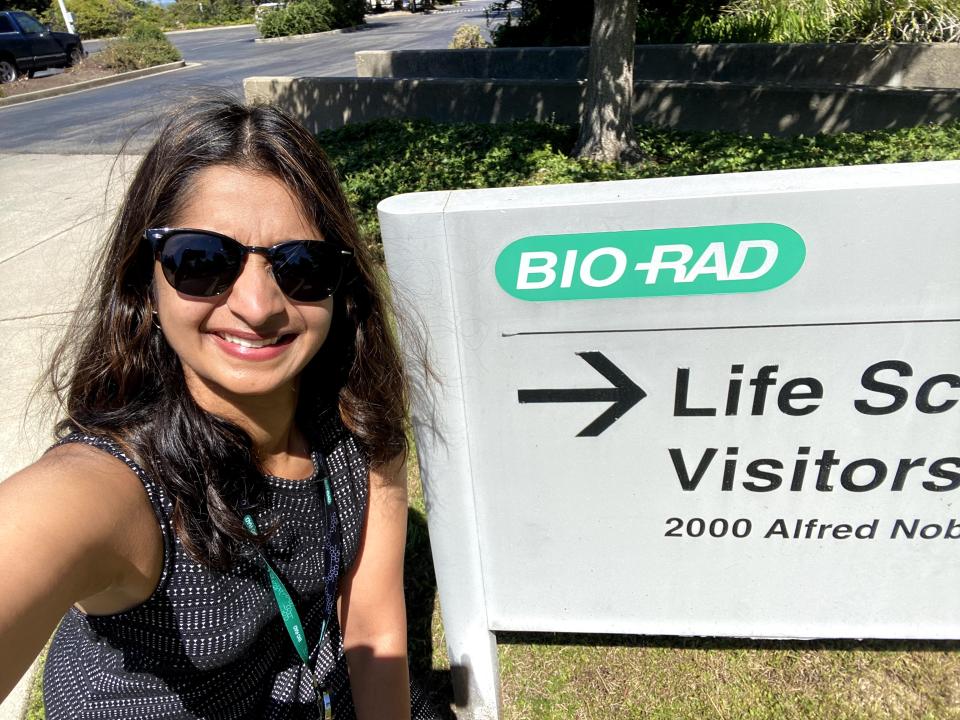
left=0, top=60, right=193, bottom=108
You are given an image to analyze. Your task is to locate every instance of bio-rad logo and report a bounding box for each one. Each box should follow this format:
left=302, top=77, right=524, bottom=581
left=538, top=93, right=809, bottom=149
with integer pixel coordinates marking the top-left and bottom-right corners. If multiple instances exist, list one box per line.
left=495, top=223, right=806, bottom=301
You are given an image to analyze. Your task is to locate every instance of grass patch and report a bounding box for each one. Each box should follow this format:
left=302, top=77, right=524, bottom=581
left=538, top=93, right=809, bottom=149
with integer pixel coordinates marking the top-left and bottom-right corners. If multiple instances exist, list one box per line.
left=497, top=636, right=960, bottom=719
left=25, top=640, right=48, bottom=720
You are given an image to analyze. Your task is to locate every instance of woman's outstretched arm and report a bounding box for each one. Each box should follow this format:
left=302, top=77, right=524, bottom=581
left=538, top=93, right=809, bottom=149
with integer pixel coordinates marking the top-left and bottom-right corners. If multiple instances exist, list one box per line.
left=338, top=454, right=412, bottom=720
left=0, top=443, right=161, bottom=701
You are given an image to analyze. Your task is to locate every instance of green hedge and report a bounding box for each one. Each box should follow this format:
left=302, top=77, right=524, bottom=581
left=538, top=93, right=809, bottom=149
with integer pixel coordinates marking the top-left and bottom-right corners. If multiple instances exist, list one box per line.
left=256, top=0, right=333, bottom=38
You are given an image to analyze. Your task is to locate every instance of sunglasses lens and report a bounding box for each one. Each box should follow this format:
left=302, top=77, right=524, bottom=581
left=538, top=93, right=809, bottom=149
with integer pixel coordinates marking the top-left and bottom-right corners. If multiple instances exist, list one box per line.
left=270, top=242, right=346, bottom=302
left=160, top=232, right=241, bottom=297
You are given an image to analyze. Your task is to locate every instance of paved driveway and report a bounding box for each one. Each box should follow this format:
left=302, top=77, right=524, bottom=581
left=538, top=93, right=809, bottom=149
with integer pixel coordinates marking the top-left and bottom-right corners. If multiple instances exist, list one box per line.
left=0, top=0, right=501, bottom=154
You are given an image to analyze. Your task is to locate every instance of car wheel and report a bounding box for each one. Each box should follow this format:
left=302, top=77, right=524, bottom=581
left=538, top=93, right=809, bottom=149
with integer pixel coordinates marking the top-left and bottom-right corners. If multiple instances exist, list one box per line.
left=0, top=59, right=19, bottom=84
left=67, top=46, right=83, bottom=67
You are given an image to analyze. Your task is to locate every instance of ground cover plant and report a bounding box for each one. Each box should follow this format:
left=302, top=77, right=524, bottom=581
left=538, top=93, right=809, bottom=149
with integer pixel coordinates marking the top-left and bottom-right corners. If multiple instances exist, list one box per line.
left=26, top=119, right=960, bottom=718
left=317, top=118, right=960, bottom=251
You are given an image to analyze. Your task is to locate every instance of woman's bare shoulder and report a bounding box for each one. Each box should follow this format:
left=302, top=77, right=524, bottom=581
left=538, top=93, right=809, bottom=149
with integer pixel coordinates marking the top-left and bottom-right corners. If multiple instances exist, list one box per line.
left=7, top=440, right=144, bottom=501
left=1, top=441, right=160, bottom=566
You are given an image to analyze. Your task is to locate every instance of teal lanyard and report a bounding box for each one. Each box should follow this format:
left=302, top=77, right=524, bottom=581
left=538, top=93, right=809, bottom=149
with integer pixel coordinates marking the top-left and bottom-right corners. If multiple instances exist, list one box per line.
left=243, top=475, right=337, bottom=720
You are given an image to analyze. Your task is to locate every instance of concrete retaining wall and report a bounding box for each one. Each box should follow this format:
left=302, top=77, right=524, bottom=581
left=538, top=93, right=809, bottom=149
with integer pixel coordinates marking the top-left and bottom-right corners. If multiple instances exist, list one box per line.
left=355, top=44, right=960, bottom=89
left=244, top=75, right=960, bottom=136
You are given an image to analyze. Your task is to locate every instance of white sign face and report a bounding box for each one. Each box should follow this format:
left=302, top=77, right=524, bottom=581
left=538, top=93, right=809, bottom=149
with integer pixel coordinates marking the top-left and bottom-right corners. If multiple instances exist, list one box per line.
left=380, top=163, right=960, bottom=651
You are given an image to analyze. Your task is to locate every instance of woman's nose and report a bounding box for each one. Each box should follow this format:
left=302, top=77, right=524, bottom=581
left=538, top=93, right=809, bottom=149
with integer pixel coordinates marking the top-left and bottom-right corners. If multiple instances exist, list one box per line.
left=225, top=255, right=287, bottom=327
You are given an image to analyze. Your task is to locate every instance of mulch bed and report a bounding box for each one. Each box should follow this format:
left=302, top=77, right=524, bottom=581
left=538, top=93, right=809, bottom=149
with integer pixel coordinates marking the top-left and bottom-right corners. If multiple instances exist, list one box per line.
left=1, top=60, right=119, bottom=97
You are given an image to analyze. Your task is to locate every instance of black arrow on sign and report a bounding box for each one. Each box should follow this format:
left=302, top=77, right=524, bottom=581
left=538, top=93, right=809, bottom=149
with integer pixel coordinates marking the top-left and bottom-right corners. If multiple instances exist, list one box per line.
left=517, top=352, right=646, bottom=437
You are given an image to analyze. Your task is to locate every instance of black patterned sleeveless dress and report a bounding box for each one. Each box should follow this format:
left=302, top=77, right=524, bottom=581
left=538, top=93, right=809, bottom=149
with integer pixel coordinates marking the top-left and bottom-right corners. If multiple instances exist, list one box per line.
left=42, top=414, right=368, bottom=720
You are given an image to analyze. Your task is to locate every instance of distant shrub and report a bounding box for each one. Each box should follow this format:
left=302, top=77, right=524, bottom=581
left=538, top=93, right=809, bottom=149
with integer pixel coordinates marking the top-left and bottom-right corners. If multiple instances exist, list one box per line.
left=490, top=0, right=592, bottom=46
left=42, top=0, right=137, bottom=37
left=124, top=17, right=167, bottom=40
left=328, top=0, right=365, bottom=26
left=97, top=21, right=181, bottom=70
left=257, top=0, right=334, bottom=37
left=449, top=23, right=489, bottom=48
left=164, top=0, right=254, bottom=29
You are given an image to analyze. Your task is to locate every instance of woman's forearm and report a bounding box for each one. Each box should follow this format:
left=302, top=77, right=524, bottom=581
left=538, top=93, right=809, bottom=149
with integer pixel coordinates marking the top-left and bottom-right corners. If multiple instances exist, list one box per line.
left=345, top=639, right=411, bottom=720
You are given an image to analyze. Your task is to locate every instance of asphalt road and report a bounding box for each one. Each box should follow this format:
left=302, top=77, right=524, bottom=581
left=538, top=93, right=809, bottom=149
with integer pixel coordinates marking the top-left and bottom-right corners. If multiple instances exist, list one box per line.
left=0, top=0, right=503, bottom=154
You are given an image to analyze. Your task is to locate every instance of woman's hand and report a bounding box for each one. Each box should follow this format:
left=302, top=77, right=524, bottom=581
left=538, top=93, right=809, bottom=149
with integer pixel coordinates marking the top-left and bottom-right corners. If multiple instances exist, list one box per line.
left=338, top=454, right=412, bottom=720
left=0, top=443, right=162, bottom=702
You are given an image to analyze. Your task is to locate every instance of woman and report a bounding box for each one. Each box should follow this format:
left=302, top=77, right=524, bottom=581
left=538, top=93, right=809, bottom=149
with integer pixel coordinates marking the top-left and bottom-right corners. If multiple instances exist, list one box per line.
left=0, top=97, right=424, bottom=719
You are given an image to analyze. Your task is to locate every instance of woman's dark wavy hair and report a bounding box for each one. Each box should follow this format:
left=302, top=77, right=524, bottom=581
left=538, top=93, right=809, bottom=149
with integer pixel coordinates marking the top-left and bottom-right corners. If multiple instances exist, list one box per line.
left=46, top=96, right=409, bottom=570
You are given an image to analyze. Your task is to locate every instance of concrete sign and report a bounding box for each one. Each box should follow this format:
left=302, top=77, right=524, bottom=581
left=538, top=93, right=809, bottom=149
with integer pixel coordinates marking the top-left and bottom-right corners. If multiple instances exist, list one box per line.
left=378, top=162, right=960, bottom=719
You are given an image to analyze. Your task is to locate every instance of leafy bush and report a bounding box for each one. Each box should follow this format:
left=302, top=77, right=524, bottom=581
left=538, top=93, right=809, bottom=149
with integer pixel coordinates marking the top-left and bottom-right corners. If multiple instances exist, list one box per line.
left=42, top=0, right=137, bottom=37
left=257, top=0, right=333, bottom=38
left=450, top=23, right=489, bottom=48
left=123, top=17, right=166, bottom=40
left=97, top=20, right=181, bottom=70
left=707, top=0, right=960, bottom=42
left=164, top=0, right=253, bottom=29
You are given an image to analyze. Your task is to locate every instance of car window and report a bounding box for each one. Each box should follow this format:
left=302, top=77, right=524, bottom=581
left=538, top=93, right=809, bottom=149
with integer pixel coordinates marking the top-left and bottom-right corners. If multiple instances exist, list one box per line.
left=0, top=15, right=15, bottom=33
left=14, top=13, right=45, bottom=34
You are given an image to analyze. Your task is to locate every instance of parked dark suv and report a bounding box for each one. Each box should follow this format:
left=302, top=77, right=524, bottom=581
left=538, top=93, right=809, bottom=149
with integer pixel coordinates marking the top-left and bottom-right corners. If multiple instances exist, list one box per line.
left=0, top=10, right=85, bottom=83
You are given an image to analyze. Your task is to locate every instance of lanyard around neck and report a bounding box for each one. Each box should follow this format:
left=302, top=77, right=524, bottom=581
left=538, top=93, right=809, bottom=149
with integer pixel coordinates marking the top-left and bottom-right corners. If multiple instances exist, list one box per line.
left=243, top=474, right=339, bottom=718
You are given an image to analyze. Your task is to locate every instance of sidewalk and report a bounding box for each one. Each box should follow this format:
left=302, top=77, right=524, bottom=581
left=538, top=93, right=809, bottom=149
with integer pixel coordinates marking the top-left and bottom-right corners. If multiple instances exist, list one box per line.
left=0, top=153, right=137, bottom=720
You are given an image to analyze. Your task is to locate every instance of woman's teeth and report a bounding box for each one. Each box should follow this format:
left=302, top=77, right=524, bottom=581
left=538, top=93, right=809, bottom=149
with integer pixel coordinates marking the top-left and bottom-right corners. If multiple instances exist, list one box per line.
left=219, top=333, right=283, bottom=348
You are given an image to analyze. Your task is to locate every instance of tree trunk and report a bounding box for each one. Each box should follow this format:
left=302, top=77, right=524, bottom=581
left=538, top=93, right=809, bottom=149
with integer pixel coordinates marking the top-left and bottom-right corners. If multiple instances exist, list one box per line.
left=573, top=0, right=643, bottom=164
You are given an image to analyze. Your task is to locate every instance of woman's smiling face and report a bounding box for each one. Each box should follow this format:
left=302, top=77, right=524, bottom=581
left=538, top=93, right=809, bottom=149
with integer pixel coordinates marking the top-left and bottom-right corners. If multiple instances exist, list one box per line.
left=154, top=165, right=334, bottom=412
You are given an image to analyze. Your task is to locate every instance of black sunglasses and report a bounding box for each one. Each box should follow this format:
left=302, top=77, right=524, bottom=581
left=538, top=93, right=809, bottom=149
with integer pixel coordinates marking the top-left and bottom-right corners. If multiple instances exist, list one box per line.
left=144, top=228, right=352, bottom=303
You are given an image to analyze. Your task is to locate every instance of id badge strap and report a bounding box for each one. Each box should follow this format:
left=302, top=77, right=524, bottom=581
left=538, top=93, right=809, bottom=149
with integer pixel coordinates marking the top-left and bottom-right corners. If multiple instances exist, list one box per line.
left=243, top=514, right=311, bottom=665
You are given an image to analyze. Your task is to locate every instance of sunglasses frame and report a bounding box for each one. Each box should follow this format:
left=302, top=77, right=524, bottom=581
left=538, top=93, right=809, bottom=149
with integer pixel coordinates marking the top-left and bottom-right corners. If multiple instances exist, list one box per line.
left=143, top=227, right=353, bottom=302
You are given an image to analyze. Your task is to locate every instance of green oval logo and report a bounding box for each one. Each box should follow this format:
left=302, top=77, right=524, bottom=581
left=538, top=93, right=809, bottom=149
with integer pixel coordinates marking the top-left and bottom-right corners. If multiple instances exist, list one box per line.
left=495, top=223, right=805, bottom=301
